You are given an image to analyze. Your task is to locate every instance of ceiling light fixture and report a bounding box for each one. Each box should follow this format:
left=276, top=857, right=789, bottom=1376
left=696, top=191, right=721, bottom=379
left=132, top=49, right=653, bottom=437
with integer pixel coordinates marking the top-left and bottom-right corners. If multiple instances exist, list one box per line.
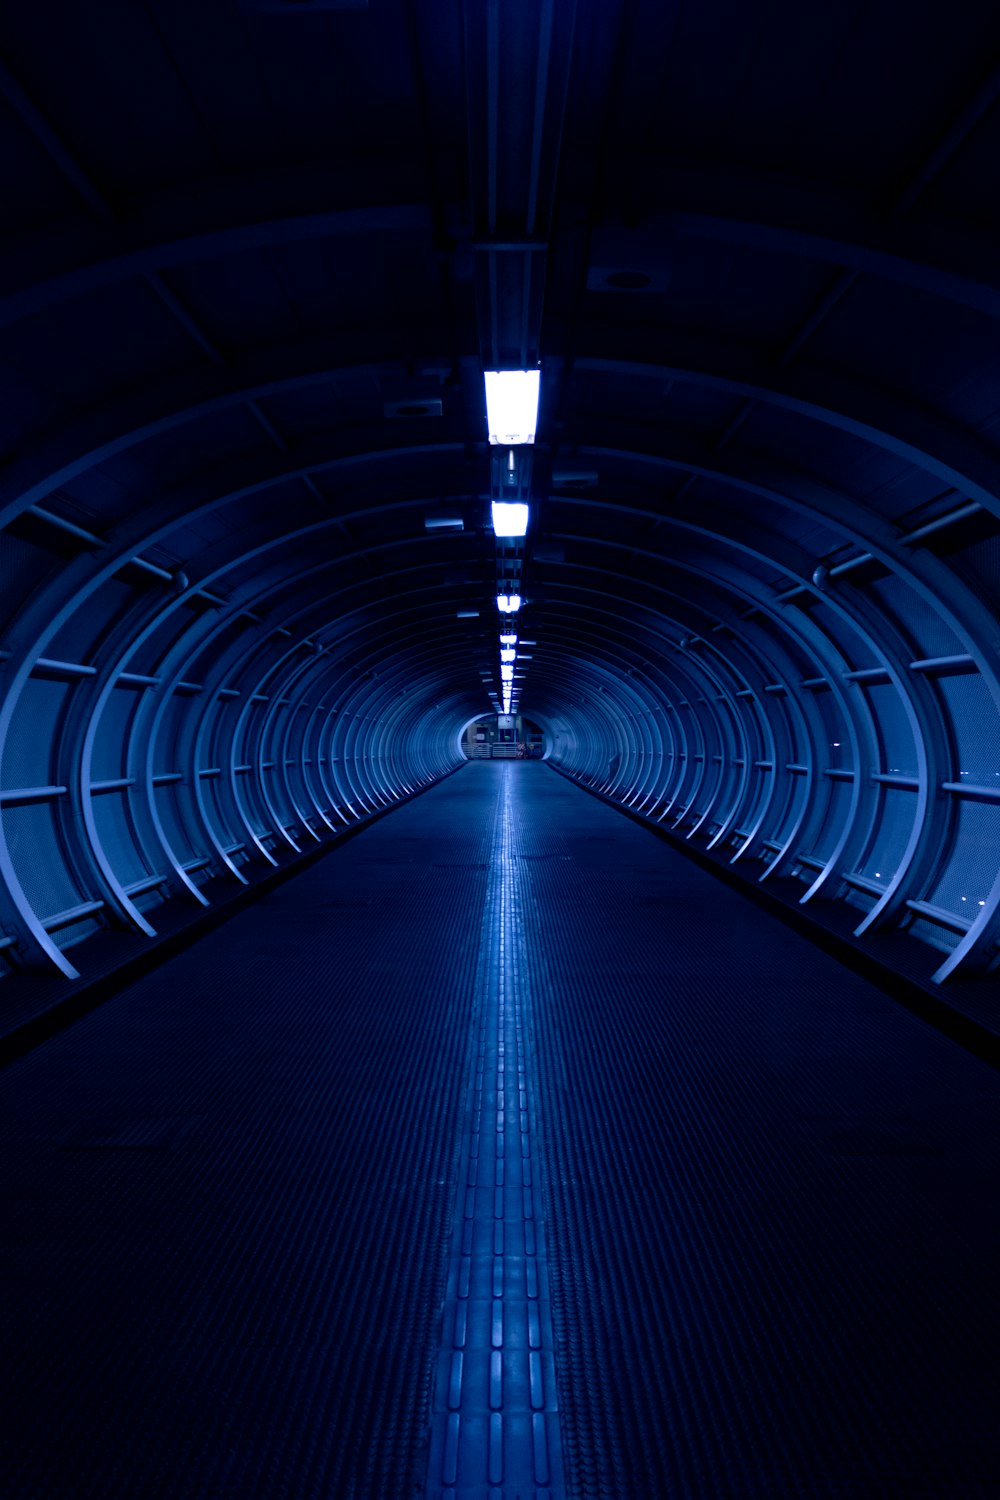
left=484, top=370, right=540, bottom=446
left=491, top=500, right=529, bottom=537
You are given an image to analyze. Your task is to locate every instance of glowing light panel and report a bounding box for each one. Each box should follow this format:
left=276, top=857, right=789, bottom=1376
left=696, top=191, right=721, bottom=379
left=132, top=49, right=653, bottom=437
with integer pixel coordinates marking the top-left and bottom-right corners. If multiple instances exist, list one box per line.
left=491, top=501, right=529, bottom=537
left=484, top=370, right=540, bottom=445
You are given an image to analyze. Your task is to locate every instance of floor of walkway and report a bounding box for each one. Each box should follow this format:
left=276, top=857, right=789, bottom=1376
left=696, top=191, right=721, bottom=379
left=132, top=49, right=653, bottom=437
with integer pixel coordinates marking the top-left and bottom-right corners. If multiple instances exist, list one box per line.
left=1, top=761, right=999, bottom=1499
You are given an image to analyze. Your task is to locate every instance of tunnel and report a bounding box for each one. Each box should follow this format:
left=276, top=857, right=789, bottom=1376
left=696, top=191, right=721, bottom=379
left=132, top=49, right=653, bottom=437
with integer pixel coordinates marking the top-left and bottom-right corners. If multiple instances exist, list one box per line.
left=2, top=3, right=1000, bottom=1497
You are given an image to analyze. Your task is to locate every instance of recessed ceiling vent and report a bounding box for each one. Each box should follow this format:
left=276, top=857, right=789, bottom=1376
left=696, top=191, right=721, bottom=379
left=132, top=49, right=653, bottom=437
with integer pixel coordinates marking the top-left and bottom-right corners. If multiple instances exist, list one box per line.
left=382, top=375, right=444, bottom=420
left=586, top=225, right=670, bottom=293
left=384, top=397, right=443, bottom=420
left=552, top=467, right=598, bottom=488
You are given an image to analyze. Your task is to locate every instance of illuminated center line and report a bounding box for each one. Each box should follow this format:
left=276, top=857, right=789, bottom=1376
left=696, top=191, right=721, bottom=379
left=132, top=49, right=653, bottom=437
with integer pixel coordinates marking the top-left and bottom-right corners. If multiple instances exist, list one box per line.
left=425, top=766, right=564, bottom=1498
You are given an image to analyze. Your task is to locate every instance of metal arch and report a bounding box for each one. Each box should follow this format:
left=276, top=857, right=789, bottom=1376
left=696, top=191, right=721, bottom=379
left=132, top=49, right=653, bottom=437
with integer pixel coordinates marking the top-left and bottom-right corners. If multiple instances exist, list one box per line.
left=545, top=486, right=1000, bottom=785
left=0, top=203, right=435, bottom=333
left=691, top=626, right=801, bottom=865
left=0, top=486, right=503, bottom=894
left=2, top=437, right=482, bottom=617
left=0, top=803, right=80, bottom=977
left=192, top=663, right=269, bottom=871
left=529, top=661, right=667, bottom=799
left=6, top=349, right=986, bottom=699
left=1, top=322, right=998, bottom=549
left=8, top=574, right=182, bottom=949
left=308, top=646, right=481, bottom=787
left=545, top=489, right=1000, bottom=972
left=544, top=452, right=1000, bottom=922
left=524, top=583, right=788, bottom=834
left=3, top=414, right=983, bottom=876
left=0, top=338, right=464, bottom=525
left=119, top=600, right=269, bottom=895
left=341, top=692, right=382, bottom=814
left=541, top=444, right=1000, bottom=824
left=138, top=621, right=478, bottom=900
left=820, top=586, right=954, bottom=942
left=301, top=686, right=354, bottom=826
left=524, top=621, right=737, bottom=836
left=522, top=648, right=683, bottom=801
left=116, top=593, right=278, bottom=889
left=539, top=674, right=654, bottom=794
left=617, top=603, right=815, bottom=852
left=275, top=646, right=345, bottom=834
left=257, top=648, right=342, bottom=845
left=39, top=546, right=488, bottom=834
left=9, top=170, right=1000, bottom=334
left=557, top=442, right=998, bottom=649
left=342, top=660, right=479, bottom=791
left=571, top=355, right=1000, bottom=521
left=519, top=548, right=867, bottom=875
left=376, top=685, right=473, bottom=785
left=291, top=634, right=474, bottom=807
left=536, top=547, right=872, bottom=896
left=1, top=501, right=995, bottom=984
left=667, top=202, right=1000, bottom=325
left=328, top=684, right=377, bottom=817
left=553, top=686, right=622, bottom=786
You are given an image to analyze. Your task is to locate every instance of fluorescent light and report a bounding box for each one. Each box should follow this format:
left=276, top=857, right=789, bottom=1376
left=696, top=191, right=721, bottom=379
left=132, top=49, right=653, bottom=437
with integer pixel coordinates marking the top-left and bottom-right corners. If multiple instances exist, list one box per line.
left=499, top=633, right=517, bottom=645
left=484, top=370, right=540, bottom=445
left=496, top=593, right=522, bottom=613
left=500, top=648, right=516, bottom=663
left=501, top=665, right=514, bottom=682
left=491, top=501, right=529, bottom=537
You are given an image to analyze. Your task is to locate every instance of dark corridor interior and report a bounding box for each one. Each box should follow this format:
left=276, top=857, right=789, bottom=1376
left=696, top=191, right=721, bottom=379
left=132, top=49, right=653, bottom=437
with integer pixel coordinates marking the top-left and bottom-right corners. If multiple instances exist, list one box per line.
left=3, top=2, right=1000, bottom=1496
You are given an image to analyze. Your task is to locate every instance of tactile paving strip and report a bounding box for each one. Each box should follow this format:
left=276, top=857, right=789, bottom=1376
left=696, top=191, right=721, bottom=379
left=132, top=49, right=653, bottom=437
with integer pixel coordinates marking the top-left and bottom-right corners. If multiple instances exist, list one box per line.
left=425, top=766, right=564, bottom=1500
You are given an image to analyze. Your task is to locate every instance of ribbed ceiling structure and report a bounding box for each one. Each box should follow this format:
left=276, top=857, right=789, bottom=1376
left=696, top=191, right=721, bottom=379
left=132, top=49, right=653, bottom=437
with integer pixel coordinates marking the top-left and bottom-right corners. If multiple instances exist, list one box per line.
left=3, top=2, right=1000, bottom=1003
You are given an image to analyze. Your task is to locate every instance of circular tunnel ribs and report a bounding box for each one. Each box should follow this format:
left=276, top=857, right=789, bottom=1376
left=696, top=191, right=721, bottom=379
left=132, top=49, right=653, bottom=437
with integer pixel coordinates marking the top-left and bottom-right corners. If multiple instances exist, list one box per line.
left=1, top=345, right=1000, bottom=987
left=0, top=501, right=485, bottom=977
left=2, top=2, right=1000, bottom=1002
left=526, top=476, right=1000, bottom=984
